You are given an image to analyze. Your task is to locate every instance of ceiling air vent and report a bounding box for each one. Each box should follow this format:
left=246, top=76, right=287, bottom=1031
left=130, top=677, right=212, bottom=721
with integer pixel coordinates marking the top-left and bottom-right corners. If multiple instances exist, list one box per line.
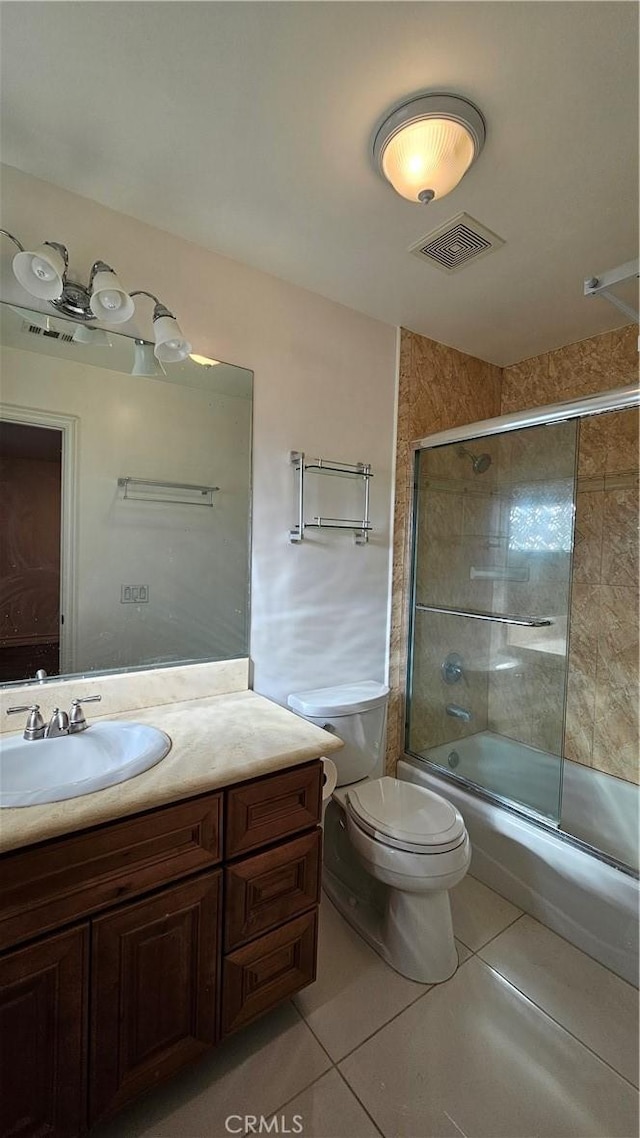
left=22, top=320, right=74, bottom=343
left=410, top=212, right=504, bottom=273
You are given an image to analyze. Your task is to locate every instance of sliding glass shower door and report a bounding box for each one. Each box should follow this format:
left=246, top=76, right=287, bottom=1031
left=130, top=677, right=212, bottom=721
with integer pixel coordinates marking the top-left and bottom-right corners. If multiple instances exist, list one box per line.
left=406, top=419, right=578, bottom=823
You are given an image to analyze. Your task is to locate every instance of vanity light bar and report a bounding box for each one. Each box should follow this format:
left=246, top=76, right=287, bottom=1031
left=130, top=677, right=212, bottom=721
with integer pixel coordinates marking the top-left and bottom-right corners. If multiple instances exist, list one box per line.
left=0, top=229, right=192, bottom=362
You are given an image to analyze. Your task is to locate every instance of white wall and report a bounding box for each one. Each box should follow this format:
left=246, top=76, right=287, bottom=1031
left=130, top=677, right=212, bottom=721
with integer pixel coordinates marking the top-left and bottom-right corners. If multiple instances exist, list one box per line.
left=0, top=164, right=398, bottom=705
left=1, top=345, right=251, bottom=671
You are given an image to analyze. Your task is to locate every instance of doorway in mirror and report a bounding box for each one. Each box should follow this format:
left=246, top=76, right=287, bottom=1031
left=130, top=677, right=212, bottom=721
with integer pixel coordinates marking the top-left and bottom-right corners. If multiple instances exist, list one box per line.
left=0, top=421, right=62, bottom=681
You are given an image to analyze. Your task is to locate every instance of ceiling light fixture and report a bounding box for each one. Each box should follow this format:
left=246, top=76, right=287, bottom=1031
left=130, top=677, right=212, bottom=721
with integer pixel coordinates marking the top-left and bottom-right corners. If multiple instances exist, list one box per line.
left=373, top=92, right=486, bottom=204
left=0, top=229, right=192, bottom=361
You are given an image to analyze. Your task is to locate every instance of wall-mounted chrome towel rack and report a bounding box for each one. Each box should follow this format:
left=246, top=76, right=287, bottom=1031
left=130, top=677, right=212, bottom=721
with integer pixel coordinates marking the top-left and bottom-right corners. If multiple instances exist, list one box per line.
left=289, top=452, right=372, bottom=544
left=118, top=476, right=220, bottom=506
left=415, top=603, right=552, bottom=627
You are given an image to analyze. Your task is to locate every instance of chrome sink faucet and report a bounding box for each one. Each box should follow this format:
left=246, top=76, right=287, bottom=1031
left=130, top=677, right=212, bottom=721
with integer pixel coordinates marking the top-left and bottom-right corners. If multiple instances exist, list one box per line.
left=6, top=695, right=101, bottom=740
left=46, top=707, right=70, bottom=738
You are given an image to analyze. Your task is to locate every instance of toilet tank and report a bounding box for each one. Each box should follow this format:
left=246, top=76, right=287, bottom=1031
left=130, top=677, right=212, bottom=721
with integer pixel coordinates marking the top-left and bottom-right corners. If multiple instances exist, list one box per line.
left=288, top=681, right=389, bottom=786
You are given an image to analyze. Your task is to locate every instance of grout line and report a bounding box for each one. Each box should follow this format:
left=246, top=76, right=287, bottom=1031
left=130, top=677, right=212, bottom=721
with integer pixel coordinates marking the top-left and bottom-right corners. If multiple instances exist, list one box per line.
left=289, top=997, right=339, bottom=1068
left=465, top=871, right=529, bottom=912
left=335, top=976, right=446, bottom=1065
left=294, top=942, right=478, bottom=1070
left=474, top=957, right=640, bottom=1092
left=336, top=946, right=482, bottom=1067
left=452, top=932, right=475, bottom=953
left=334, top=1066, right=386, bottom=1138
left=467, top=909, right=525, bottom=954
left=478, top=908, right=639, bottom=988
left=256, top=1068, right=336, bottom=1135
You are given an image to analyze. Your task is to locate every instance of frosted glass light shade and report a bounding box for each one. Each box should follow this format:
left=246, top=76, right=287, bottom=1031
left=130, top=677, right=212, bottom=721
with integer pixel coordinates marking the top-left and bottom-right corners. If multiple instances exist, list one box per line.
left=374, top=93, right=485, bottom=204
left=13, top=243, right=66, bottom=300
left=90, top=269, right=135, bottom=323
left=382, top=118, right=475, bottom=203
left=153, top=315, right=192, bottom=362
left=72, top=325, right=113, bottom=346
left=132, top=339, right=165, bottom=376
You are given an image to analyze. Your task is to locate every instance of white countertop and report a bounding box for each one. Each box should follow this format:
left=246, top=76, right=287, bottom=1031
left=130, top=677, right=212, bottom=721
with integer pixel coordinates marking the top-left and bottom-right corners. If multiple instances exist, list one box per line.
left=0, top=689, right=343, bottom=854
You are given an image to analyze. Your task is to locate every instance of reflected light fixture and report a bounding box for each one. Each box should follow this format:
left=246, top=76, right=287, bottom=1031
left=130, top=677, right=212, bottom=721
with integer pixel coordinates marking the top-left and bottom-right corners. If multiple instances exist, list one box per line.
left=131, top=338, right=166, bottom=377
left=9, top=305, right=54, bottom=332
left=0, top=229, right=191, bottom=361
left=373, top=93, right=485, bottom=204
left=189, top=353, right=221, bottom=368
left=71, top=324, right=113, bottom=347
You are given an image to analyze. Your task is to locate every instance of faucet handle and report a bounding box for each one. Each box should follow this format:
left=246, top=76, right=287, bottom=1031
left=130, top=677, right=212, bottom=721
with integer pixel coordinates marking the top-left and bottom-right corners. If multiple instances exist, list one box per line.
left=6, top=704, right=45, bottom=741
left=69, top=695, right=101, bottom=733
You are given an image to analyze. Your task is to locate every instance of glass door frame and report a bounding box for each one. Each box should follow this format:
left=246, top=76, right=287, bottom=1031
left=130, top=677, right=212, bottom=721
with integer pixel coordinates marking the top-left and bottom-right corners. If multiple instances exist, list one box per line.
left=403, top=383, right=640, bottom=826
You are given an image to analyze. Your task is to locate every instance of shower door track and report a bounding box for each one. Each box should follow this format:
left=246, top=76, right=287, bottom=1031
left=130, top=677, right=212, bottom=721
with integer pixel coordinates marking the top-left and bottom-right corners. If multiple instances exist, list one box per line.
left=414, top=383, right=639, bottom=450
left=401, top=752, right=639, bottom=880
left=415, top=604, right=552, bottom=627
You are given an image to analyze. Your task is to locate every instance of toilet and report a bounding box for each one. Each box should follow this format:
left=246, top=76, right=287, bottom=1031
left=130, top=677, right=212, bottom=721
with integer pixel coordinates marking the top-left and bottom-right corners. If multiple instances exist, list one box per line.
left=288, top=680, right=471, bottom=983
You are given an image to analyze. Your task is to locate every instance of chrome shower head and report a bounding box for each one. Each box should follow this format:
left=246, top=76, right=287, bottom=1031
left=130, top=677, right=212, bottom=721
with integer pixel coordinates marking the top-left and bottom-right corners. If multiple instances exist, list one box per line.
left=458, top=446, right=492, bottom=474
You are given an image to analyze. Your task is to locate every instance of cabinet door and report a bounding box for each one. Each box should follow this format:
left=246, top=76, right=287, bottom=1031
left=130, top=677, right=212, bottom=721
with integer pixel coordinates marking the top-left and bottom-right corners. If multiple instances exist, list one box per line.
left=0, top=924, right=88, bottom=1138
left=90, top=871, right=221, bottom=1126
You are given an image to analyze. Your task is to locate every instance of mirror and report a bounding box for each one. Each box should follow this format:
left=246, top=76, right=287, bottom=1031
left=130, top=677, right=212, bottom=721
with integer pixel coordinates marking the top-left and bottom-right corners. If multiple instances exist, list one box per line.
left=0, top=302, right=252, bottom=685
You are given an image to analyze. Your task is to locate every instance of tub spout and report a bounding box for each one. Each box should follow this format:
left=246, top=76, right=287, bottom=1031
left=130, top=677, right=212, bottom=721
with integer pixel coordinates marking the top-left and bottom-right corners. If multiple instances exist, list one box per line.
left=446, top=703, right=473, bottom=722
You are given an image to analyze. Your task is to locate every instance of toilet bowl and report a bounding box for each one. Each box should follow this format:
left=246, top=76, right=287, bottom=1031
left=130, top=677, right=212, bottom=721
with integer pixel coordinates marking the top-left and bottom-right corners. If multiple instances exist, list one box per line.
left=288, top=681, right=471, bottom=983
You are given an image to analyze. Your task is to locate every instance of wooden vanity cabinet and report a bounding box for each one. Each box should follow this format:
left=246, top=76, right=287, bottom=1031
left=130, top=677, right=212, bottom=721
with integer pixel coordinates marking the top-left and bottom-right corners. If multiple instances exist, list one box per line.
left=0, top=925, right=88, bottom=1138
left=0, top=759, right=323, bottom=1137
left=90, top=871, right=222, bottom=1123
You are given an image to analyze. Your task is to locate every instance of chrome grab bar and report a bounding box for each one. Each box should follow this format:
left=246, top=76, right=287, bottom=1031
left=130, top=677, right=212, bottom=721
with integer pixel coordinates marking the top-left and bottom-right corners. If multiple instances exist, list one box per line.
left=415, top=604, right=552, bottom=628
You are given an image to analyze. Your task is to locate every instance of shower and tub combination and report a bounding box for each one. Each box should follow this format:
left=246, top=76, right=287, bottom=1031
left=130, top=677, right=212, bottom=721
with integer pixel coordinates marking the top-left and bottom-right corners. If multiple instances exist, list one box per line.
left=399, top=383, right=639, bottom=984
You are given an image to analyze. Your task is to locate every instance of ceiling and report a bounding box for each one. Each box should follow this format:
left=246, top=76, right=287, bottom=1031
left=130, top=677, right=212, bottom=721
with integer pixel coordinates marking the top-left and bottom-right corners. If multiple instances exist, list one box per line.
left=0, top=2, right=637, bottom=367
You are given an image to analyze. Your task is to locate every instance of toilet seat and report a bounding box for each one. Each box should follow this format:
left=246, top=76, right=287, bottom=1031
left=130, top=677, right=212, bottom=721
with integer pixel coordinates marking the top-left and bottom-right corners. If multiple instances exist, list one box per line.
left=346, top=776, right=466, bottom=854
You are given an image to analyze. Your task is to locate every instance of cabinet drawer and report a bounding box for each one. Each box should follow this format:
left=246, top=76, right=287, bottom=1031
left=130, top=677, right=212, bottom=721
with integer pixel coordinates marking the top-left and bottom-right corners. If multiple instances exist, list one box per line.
left=221, top=909, right=318, bottom=1036
left=225, top=762, right=322, bottom=858
left=225, top=829, right=321, bottom=950
left=0, top=793, right=222, bottom=952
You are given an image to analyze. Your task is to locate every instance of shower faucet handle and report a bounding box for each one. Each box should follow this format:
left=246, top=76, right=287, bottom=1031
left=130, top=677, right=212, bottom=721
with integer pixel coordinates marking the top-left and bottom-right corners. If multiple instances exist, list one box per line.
left=442, top=653, right=464, bottom=685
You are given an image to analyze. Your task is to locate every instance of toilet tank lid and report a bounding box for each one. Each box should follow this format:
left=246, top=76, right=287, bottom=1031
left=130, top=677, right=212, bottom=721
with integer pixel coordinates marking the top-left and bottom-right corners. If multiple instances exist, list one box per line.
left=288, top=681, right=389, bottom=717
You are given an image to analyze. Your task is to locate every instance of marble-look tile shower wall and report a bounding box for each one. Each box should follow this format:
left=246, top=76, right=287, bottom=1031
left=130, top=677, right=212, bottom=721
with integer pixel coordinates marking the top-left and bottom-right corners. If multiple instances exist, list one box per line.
left=387, top=332, right=501, bottom=769
left=502, top=327, right=639, bottom=785
left=389, top=324, right=638, bottom=787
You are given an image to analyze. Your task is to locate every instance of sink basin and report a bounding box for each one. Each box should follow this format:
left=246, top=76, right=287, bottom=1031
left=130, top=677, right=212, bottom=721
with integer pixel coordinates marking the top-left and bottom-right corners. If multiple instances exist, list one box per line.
left=0, top=721, right=172, bottom=807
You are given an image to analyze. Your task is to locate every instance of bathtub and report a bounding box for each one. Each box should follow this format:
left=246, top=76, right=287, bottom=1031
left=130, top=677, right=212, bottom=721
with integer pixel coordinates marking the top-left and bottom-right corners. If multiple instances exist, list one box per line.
left=398, top=736, right=639, bottom=985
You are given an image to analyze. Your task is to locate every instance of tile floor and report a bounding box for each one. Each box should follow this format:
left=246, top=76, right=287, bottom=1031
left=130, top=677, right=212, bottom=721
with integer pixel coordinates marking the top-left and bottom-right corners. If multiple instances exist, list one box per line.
left=93, top=875, right=639, bottom=1138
